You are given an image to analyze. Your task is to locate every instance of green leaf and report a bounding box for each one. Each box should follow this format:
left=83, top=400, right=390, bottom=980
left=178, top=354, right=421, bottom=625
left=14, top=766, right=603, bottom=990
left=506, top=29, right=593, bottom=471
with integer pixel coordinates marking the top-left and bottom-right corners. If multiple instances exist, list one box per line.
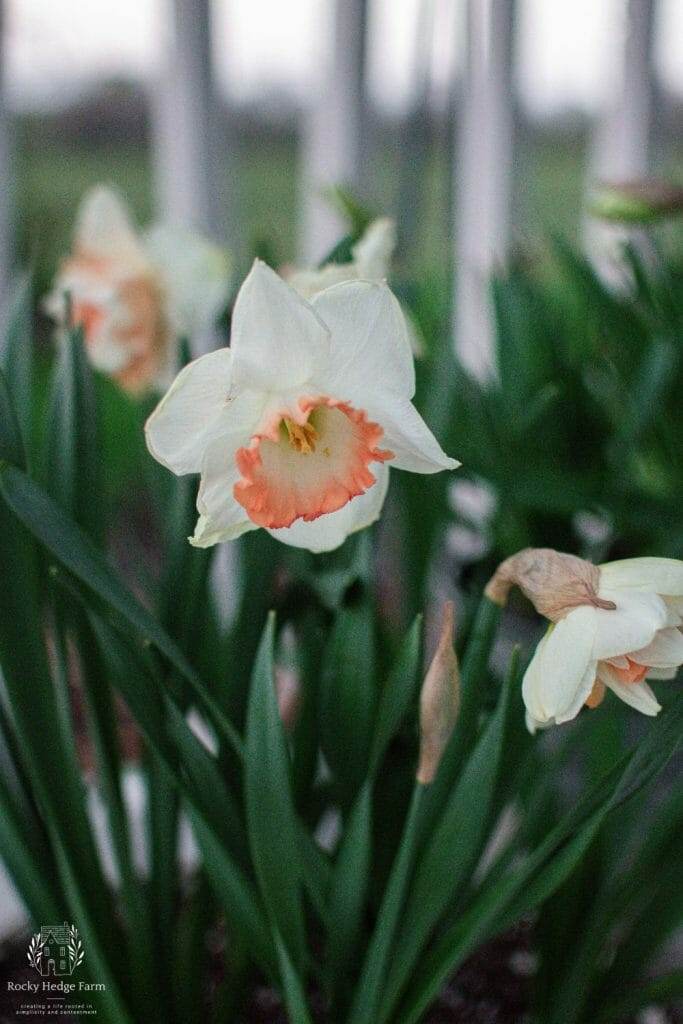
left=0, top=367, right=25, bottom=467
left=347, top=786, right=425, bottom=1024
left=320, top=599, right=376, bottom=804
left=395, top=693, right=683, bottom=1024
left=275, top=930, right=314, bottom=1024
left=379, top=648, right=518, bottom=1023
left=325, top=781, right=373, bottom=1009
left=245, top=613, right=307, bottom=969
left=42, top=326, right=102, bottom=541
left=85, top=610, right=274, bottom=974
left=368, top=616, right=422, bottom=775
left=0, top=273, right=33, bottom=447
left=0, top=462, right=242, bottom=757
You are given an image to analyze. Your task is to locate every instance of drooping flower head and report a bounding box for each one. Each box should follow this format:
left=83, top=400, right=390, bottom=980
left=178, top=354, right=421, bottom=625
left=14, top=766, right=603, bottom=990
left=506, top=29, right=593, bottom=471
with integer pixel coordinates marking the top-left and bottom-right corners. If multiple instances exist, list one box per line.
left=44, top=186, right=232, bottom=394
left=145, top=259, right=458, bottom=552
left=486, top=549, right=683, bottom=731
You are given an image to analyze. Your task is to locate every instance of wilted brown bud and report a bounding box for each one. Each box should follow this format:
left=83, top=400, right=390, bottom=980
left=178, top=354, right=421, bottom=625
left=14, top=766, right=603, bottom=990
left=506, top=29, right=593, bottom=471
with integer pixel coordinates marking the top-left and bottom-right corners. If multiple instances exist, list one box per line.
left=417, top=602, right=461, bottom=785
left=484, top=547, right=616, bottom=621
left=275, top=665, right=301, bottom=732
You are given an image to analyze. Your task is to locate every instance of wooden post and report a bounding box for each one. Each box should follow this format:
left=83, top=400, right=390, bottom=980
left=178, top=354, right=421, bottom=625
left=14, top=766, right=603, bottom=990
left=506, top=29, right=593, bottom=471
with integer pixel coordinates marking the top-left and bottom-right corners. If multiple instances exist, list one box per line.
left=454, top=0, right=516, bottom=381
left=151, top=0, right=224, bottom=241
left=584, top=0, right=657, bottom=269
left=299, top=0, right=368, bottom=263
left=0, top=0, right=11, bottom=303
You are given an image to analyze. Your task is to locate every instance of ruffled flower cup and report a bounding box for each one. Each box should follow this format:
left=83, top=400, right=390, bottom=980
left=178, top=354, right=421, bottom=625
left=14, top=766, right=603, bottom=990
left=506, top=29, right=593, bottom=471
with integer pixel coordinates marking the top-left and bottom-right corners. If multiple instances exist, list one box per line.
left=145, top=259, right=458, bottom=552
left=44, top=186, right=232, bottom=395
left=485, top=549, right=683, bottom=731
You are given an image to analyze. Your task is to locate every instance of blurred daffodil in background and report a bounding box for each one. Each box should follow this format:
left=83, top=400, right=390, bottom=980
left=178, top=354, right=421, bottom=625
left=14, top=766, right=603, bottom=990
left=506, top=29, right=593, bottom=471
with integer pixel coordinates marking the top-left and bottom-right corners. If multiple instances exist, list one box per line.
left=44, top=186, right=232, bottom=394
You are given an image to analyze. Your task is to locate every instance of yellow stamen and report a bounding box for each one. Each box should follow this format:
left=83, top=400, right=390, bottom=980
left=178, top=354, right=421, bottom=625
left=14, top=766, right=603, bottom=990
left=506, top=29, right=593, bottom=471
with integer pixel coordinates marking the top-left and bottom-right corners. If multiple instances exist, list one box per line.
left=283, top=418, right=318, bottom=454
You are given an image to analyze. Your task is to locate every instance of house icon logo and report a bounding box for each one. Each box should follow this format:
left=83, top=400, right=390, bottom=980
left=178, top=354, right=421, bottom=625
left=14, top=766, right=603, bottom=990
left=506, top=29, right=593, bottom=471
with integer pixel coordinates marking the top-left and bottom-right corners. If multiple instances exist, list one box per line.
left=27, top=923, right=85, bottom=977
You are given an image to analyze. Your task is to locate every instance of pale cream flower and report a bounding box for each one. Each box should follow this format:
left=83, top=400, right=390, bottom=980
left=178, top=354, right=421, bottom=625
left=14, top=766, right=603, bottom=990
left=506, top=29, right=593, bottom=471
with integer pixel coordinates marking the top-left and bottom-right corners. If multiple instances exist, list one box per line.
left=44, top=187, right=232, bottom=395
left=284, top=218, right=397, bottom=299
left=145, top=259, right=458, bottom=553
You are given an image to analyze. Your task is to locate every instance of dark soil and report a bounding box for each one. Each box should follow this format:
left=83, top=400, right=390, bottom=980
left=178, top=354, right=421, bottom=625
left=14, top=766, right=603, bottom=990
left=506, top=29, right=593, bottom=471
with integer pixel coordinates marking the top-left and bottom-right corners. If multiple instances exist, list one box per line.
left=1, top=925, right=680, bottom=1024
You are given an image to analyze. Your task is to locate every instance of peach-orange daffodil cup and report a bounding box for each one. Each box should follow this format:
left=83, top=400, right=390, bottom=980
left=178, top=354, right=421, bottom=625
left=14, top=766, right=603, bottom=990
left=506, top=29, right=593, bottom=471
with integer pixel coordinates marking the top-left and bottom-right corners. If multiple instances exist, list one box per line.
left=44, top=186, right=232, bottom=395
left=487, top=550, right=683, bottom=732
left=145, top=259, right=459, bottom=552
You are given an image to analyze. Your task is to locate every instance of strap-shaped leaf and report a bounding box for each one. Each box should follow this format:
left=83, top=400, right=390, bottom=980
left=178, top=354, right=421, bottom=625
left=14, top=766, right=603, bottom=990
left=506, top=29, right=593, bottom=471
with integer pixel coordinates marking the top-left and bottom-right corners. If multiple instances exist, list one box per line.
left=325, top=781, right=373, bottom=1010
left=369, top=616, right=422, bottom=775
left=245, top=613, right=307, bottom=969
left=395, top=692, right=683, bottom=1024
left=0, top=462, right=242, bottom=756
left=42, top=327, right=102, bottom=540
left=378, top=649, right=518, bottom=1023
left=0, top=368, right=25, bottom=468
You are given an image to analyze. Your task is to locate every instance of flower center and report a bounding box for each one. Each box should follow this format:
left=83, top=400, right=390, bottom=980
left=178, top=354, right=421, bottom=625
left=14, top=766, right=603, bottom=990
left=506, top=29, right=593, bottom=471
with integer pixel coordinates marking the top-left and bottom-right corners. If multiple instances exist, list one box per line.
left=283, top=417, right=318, bottom=454
left=234, top=398, right=393, bottom=530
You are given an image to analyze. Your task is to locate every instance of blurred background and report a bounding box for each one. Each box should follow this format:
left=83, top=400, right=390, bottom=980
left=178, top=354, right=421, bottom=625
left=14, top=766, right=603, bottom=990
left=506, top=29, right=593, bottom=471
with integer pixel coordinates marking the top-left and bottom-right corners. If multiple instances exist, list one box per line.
left=3, top=0, right=683, bottom=321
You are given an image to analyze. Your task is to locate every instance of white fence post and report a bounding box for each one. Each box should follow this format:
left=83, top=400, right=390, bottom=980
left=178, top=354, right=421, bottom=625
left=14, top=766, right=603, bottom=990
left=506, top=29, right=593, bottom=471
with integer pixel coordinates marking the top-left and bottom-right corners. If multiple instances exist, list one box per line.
left=454, top=0, right=516, bottom=381
left=0, top=0, right=11, bottom=303
left=299, top=0, right=368, bottom=263
left=584, top=0, right=657, bottom=268
left=151, top=0, right=223, bottom=241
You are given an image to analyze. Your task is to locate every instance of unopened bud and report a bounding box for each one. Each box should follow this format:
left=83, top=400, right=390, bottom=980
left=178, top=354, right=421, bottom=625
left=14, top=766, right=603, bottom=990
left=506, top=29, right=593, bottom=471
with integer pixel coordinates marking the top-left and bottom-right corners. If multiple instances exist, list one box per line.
left=417, top=602, right=460, bottom=785
left=275, top=665, right=301, bottom=732
left=589, top=179, right=683, bottom=224
left=484, top=547, right=616, bottom=621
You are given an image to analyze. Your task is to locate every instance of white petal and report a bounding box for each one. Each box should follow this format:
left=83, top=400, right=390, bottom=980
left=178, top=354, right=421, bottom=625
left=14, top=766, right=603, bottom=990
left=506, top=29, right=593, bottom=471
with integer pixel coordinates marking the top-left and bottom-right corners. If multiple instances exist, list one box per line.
left=285, top=263, right=355, bottom=300
left=230, top=260, right=330, bottom=393
left=521, top=640, right=546, bottom=723
left=266, top=461, right=390, bottom=553
left=631, top=627, right=683, bottom=668
left=599, top=557, right=683, bottom=596
left=311, top=280, right=415, bottom=401
left=599, top=666, right=661, bottom=716
left=190, top=513, right=256, bottom=547
left=144, top=224, right=232, bottom=338
left=371, top=396, right=459, bottom=474
left=646, top=666, right=679, bottom=680
left=522, top=608, right=598, bottom=724
left=145, top=349, right=263, bottom=475
left=591, top=590, right=669, bottom=661
left=189, top=441, right=256, bottom=547
left=74, top=186, right=148, bottom=266
left=351, top=217, right=397, bottom=280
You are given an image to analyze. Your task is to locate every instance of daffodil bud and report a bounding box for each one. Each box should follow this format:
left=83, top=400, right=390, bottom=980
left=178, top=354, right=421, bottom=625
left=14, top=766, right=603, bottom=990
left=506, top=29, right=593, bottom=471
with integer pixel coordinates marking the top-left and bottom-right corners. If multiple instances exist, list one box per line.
left=484, top=547, right=616, bottom=622
left=589, top=179, right=683, bottom=224
left=417, top=602, right=460, bottom=785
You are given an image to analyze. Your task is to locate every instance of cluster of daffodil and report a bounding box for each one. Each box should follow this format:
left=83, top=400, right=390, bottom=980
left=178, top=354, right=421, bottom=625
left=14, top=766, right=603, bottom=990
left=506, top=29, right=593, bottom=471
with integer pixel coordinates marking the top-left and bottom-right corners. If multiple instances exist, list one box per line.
left=44, top=186, right=682, bottom=737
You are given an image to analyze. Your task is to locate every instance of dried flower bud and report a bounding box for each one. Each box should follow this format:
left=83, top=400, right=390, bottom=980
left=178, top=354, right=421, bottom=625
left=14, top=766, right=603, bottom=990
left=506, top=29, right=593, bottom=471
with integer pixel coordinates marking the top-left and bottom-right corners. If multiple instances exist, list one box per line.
left=275, top=665, right=301, bottom=732
left=417, top=602, right=461, bottom=785
left=484, top=547, right=616, bottom=621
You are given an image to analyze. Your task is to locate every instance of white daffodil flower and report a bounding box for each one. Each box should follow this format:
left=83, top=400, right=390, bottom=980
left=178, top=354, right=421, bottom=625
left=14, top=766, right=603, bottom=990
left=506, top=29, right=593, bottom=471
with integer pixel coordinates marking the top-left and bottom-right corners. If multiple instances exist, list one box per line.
left=522, top=557, right=683, bottom=732
left=145, top=259, right=458, bottom=553
left=44, top=186, right=232, bottom=395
